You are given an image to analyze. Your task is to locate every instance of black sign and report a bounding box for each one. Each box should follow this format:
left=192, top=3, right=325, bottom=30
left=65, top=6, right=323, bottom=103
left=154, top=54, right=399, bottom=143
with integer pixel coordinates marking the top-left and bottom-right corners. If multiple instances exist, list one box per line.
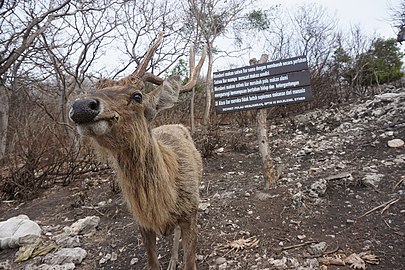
left=213, top=56, right=312, bottom=113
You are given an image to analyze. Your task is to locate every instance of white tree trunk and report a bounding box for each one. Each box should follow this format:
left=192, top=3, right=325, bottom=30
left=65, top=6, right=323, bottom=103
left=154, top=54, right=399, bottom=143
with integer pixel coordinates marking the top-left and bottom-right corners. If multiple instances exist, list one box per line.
left=190, top=87, right=195, bottom=134
left=203, top=41, right=213, bottom=126
left=254, top=54, right=276, bottom=189
left=0, top=86, right=9, bottom=160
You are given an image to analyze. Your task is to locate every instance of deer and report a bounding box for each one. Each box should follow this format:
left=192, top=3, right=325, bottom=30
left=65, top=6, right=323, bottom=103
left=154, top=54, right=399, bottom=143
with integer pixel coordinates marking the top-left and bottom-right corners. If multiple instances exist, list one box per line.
left=69, top=33, right=206, bottom=270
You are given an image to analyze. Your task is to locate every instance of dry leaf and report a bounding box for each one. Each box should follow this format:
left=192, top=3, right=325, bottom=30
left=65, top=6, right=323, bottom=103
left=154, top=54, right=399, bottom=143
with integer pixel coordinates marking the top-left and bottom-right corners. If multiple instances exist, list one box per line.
left=220, top=236, right=259, bottom=252
left=345, top=253, right=366, bottom=269
left=359, top=251, right=380, bottom=265
left=318, top=256, right=346, bottom=266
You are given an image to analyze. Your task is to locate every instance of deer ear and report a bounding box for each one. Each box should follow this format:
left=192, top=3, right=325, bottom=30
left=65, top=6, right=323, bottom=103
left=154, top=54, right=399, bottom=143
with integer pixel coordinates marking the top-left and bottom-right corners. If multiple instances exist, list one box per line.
left=145, top=76, right=181, bottom=120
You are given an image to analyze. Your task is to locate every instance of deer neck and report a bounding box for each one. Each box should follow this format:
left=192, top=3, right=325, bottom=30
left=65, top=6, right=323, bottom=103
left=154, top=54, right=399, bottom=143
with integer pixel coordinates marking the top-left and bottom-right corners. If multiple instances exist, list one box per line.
left=112, top=131, right=178, bottom=233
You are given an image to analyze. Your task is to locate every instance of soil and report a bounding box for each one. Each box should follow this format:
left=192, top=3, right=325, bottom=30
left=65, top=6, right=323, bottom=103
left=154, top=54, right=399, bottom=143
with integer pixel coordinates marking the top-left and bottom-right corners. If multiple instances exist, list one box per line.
left=0, top=89, right=404, bottom=270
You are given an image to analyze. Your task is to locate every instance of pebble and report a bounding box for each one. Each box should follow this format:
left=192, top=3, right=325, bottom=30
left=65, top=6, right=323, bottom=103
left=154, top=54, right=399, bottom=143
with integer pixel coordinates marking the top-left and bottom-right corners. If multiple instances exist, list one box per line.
left=388, top=139, right=404, bottom=148
left=215, top=257, right=227, bottom=265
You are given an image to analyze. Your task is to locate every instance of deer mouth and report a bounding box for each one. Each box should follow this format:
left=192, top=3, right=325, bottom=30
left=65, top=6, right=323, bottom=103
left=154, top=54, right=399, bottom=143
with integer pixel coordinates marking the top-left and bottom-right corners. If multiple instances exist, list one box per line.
left=75, top=114, right=119, bottom=136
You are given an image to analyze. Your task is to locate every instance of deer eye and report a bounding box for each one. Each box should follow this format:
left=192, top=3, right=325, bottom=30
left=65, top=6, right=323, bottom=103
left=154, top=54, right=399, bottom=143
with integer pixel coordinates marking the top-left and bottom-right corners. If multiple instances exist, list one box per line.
left=131, top=93, right=142, bottom=103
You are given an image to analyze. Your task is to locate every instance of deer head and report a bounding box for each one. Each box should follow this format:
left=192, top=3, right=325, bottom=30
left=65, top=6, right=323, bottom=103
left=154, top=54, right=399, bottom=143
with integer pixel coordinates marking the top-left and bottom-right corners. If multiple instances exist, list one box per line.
left=69, top=33, right=206, bottom=149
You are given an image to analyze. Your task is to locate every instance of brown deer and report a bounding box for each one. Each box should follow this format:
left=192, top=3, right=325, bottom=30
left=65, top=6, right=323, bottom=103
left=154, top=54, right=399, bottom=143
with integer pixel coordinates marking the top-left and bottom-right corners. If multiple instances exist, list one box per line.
left=69, top=33, right=206, bottom=270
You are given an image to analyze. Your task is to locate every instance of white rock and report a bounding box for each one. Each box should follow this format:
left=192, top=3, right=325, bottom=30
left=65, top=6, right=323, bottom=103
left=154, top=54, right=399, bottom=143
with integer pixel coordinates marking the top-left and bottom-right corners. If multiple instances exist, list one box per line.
left=307, top=242, right=327, bottom=256
left=43, top=247, right=87, bottom=265
left=388, top=139, right=404, bottom=148
left=215, top=257, right=227, bottom=265
left=111, top=252, right=118, bottom=261
left=0, top=260, right=11, bottom=270
left=68, top=216, right=100, bottom=236
left=0, top=215, right=41, bottom=249
left=52, top=232, right=80, bottom=248
left=198, top=202, right=211, bottom=211
left=26, top=263, right=76, bottom=270
left=363, top=173, right=384, bottom=189
left=130, top=258, right=139, bottom=265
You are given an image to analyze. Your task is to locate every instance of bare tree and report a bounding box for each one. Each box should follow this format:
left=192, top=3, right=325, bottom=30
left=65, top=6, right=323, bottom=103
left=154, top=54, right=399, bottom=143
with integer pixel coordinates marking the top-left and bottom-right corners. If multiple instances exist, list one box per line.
left=185, top=0, right=252, bottom=126
left=389, top=0, right=405, bottom=42
left=291, top=4, right=338, bottom=76
left=0, top=0, right=72, bottom=160
left=112, top=0, right=190, bottom=79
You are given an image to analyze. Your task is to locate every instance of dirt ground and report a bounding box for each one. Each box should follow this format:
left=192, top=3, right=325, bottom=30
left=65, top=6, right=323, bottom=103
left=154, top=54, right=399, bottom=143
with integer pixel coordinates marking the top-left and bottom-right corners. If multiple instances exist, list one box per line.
left=0, top=88, right=404, bottom=269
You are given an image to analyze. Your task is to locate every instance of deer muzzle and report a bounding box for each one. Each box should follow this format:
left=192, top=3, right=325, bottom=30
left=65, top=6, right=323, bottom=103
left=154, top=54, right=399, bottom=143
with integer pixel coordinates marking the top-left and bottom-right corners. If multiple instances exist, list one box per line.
left=69, top=98, right=101, bottom=124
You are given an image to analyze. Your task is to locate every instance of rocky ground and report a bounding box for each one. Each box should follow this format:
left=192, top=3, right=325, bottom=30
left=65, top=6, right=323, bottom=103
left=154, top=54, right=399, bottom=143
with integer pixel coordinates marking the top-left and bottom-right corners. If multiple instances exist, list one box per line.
left=0, top=85, right=404, bottom=269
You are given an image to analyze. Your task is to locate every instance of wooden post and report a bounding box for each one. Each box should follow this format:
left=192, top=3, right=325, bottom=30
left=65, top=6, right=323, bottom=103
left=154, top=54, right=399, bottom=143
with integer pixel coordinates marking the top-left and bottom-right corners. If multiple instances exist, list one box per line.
left=252, top=54, right=276, bottom=189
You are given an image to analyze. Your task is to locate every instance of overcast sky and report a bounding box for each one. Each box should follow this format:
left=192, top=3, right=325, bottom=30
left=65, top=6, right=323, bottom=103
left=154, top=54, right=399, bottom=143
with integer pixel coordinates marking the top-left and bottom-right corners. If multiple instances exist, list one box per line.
left=214, top=0, right=401, bottom=70
left=270, top=0, right=400, bottom=38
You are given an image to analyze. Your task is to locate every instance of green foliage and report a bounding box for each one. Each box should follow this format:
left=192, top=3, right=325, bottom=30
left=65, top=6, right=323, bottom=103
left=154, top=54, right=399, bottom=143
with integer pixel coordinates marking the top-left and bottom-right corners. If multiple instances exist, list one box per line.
left=365, top=38, right=404, bottom=84
left=333, top=47, right=351, bottom=64
left=165, top=58, right=205, bottom=93
left=333, top=38, right=403, bottom=87
left=246, top=9, right=271, bottom=31
left=166, top=58, right=189, bottom=83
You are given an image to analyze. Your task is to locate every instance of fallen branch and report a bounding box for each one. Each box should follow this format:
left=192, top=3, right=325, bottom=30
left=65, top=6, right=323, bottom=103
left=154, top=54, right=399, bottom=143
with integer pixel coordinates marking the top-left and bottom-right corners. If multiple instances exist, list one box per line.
left=380, top=198, right=400, bottom=214
left=358, top=198, right=400, bottom=219
left=394, top=178, right=404, bottom=189
left=280, top=240, right=318, bottom=251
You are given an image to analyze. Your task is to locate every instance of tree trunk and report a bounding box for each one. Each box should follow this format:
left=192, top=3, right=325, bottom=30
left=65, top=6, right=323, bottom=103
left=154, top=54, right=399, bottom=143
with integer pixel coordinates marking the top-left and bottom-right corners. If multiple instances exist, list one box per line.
left=0, top=85, right=10, bottom=161
left=203, top=41, right=213, bottom=126
left=254, top=54, right=276, bottom=189
left=190, top=87, right=195, bottom=134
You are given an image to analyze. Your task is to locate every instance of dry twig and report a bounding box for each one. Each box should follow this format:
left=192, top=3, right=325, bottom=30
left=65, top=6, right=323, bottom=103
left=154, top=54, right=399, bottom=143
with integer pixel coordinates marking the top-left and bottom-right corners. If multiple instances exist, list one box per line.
left=358, top=198, right=400, bottom=218
left=279, top=240, right=318, bottom=251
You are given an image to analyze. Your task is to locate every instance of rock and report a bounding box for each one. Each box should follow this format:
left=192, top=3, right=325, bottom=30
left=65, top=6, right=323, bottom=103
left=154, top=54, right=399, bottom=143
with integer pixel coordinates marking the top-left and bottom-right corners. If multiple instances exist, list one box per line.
left=198, top=202, right=211, bottom=211
left=346, top=219, right=355, bottom=224
left=269, top=257, right=287, bottom=268
left=43, top=247, right=87, bottom=265
left=130, top=258, right=139, bottom=265
left=215, top=257, right=227, bottom=265
left=309, top=179, right=327, bottom=197
left=25, top=263, right=76, bottom=270
left=52, top=233, right=80, bottom=248
left=362, top=173, right=384, bottom=189
left=0, top=260, right=11, bottom=270
left=0, top=215, right=41, bottom=249
left=65, top=216, right=100, bottom=236
left=388, top=138, right=404, bottom=148
left=307, top=242, right=327, bottom=256
left=326, top=172, right=353, bottom=181
left=304, top=258, right=320, bottom=269
left=255, top=192, right=273, bottom=201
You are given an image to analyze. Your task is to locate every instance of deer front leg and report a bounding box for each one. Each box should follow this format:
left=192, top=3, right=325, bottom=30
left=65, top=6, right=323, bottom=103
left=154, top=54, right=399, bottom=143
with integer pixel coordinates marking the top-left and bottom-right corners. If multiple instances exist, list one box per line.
left=179, top=210, right=198, bottom=270
left=167, top=226, right=181, bottom=270
left=140, top=227, right=159, bottom=270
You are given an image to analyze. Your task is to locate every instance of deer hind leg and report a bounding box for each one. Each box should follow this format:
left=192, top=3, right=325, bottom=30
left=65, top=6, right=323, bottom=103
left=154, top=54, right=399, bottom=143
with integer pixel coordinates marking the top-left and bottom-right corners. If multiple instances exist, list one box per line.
left=179, top=210, right=198, bottom=270
left=167, top=226, right=181, bottom=270
left=140, top=227, right=159, bottom=270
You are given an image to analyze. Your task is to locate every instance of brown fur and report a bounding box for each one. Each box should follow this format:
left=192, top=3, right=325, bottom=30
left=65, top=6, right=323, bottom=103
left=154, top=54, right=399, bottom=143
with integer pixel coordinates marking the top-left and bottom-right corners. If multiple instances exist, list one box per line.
left=70, top=80, right=202, bottom=270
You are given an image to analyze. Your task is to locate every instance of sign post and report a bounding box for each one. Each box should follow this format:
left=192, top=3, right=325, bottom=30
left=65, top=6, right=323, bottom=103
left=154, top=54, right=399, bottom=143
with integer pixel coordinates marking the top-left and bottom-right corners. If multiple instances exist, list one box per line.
left=213, top=55, right=312, bottom=113
left=213, top=55, right=312, bottom=188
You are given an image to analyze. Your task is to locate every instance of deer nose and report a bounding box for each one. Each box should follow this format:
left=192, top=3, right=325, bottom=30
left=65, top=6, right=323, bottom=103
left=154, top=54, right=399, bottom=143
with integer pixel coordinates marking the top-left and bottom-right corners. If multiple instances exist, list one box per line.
left=69, top=98, right=100, bottom=124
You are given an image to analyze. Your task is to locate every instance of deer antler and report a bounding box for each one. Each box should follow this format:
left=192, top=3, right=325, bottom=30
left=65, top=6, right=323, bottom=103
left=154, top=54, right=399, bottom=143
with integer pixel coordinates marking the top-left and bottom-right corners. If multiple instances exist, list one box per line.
left=129, top=32, right=164, bottom=82
left=96, top=33, right=206, bottom=91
